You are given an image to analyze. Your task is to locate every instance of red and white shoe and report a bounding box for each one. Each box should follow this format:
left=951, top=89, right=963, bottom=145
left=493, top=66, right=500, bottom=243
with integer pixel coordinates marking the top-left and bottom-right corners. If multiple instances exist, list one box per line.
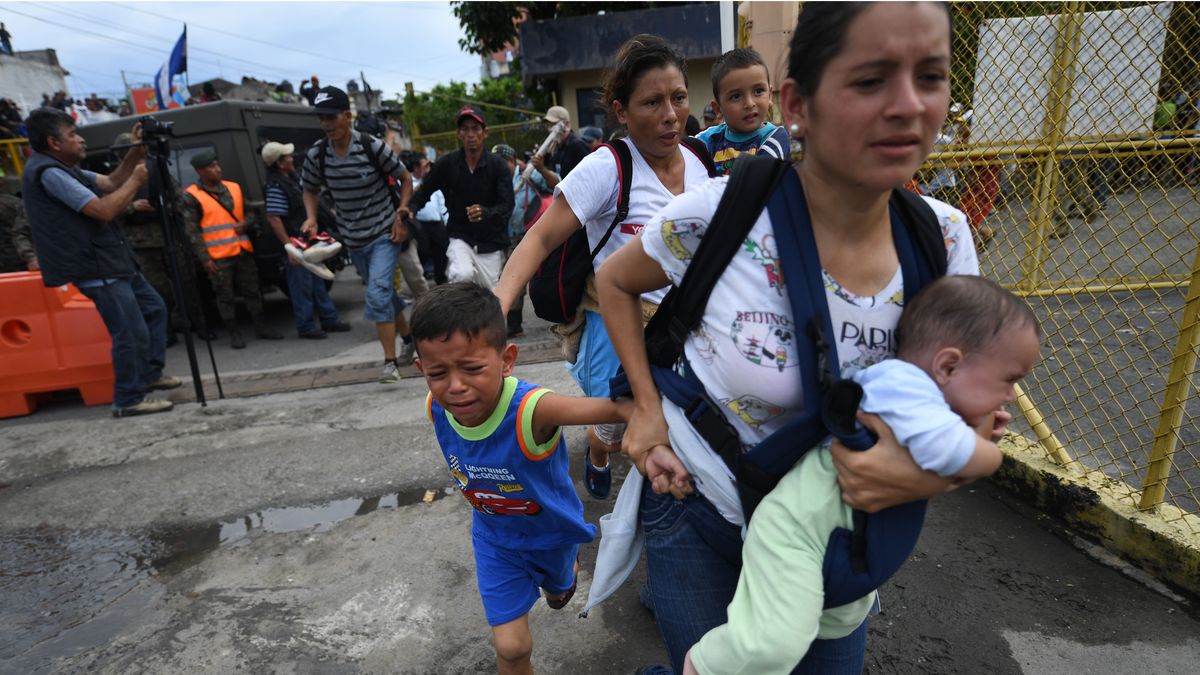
left=303, top=232, right=342, bottom=263
left=284, top=242, right=335, bottom=281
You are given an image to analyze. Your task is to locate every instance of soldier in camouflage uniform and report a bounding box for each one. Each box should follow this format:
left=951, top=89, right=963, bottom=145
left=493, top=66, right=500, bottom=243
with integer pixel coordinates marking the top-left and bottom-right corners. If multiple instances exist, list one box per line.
left=180, top=148, right=282, bottom=349
left=0, top=177, right=37, bottom=273
left=112, top=135, right=208, bottom=344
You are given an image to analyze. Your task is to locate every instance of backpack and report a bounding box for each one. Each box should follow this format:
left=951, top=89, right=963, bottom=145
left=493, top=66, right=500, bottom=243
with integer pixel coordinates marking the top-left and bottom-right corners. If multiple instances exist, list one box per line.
left=527, top=136, right=716, bottom=324
left=518, top=172, right=553, bottom=232
left=317, top=132, right=413, bottom=242
left=614, top=153, right=949, bottom=608
left=316, top=132, right=402, bottom=210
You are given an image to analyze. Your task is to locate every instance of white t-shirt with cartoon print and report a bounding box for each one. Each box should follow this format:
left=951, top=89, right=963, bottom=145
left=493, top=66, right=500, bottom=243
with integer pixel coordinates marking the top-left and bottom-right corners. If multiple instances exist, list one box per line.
left=641, top=175, right=979, bottom=447
left=556, top=137, right=713, bottom=304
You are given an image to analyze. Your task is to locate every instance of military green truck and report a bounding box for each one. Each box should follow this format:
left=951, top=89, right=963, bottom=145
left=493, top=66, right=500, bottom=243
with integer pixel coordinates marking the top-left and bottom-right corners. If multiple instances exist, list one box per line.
left=77, top=100, right=328, bottom=296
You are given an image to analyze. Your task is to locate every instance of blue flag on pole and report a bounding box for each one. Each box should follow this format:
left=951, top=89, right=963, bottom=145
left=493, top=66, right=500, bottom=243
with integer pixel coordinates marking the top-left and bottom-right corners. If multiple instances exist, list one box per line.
left=154, top=27, right=188, bottom=111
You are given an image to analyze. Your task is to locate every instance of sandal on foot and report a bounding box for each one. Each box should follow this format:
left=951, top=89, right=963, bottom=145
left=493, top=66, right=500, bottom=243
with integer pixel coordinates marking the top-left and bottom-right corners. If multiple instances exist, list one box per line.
left=583, top=444, right=612, bottom=500
left=545, top=557, right=579, bottom=610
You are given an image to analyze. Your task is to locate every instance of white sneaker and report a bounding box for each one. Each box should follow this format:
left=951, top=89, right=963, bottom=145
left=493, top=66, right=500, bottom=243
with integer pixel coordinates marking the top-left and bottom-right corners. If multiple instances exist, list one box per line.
left=285, top=243, right=335, bottom=281
left=379, top=360, right=401, bottom=384
left=302, top=240, right=342, bottom=263
left=396, top=341, right=415, bottom=366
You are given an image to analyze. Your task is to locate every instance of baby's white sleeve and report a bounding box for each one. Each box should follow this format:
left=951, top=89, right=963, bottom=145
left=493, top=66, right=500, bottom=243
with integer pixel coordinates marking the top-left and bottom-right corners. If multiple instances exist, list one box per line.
left=855, top=362, right=977, bottom=477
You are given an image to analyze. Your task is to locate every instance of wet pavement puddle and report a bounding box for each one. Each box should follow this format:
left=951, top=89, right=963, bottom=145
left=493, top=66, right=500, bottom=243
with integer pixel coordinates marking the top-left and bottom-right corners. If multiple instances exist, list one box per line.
left=0, top=487, right=450, bottom=669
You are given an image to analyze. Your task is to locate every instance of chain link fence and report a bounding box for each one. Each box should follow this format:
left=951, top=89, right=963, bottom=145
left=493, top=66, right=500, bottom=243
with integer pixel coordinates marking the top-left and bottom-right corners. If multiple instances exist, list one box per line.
left=922, top=1, right=1200, bottom=530
left=413, top=120, right=551, bottom=160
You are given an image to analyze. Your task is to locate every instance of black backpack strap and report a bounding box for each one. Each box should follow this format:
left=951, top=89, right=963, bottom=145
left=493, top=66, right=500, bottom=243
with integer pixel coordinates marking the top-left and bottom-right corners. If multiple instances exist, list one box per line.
left=358, top=132, right=401, bottom=210
left=318, top=137, right=328, bottom=188
left=645, top=154, right=791, bottom=367
left=889, top=188, right=948, bottom=279
left=587, top=140, right=635, bottom=261
left=680, top=135, right=718, bottom=177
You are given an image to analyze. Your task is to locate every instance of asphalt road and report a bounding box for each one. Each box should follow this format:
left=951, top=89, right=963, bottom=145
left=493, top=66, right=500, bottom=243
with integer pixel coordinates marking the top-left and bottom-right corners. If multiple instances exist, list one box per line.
left=2, top=361, right=1198, bottom=674
left=979, top=181, right=1200, bottom=514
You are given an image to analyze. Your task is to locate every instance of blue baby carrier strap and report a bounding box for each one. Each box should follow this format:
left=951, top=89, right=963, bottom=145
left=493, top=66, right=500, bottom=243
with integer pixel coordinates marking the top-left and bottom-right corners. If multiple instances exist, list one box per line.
left=765, top=168, right=940, bottom=609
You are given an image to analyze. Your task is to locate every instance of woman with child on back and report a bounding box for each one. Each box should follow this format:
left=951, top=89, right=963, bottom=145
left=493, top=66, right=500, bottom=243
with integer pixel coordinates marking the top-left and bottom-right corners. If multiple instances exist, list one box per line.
left=596, top=3, right=987, bottom=673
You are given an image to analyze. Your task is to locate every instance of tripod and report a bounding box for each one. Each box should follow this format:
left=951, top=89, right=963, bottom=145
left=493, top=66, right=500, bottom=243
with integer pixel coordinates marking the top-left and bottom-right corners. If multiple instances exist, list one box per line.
left=138, top=127, right=224, bottom=403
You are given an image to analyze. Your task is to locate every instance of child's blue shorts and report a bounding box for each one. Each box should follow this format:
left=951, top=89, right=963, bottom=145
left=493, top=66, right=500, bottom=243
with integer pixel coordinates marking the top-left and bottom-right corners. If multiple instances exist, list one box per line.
left=566, top=310, right=620, bottom=398
left=473, top=536, right=579, bottom=627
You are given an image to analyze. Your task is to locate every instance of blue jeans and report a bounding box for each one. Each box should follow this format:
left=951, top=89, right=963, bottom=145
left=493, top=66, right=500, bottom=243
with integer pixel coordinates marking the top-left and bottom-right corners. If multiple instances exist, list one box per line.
left=284, top=262, right=339, bottom=335
left=640, top=481, right=868, bottom=674
left=348, top=234, right=404, bottom=324
left=77, top=273, right=167, bottom=409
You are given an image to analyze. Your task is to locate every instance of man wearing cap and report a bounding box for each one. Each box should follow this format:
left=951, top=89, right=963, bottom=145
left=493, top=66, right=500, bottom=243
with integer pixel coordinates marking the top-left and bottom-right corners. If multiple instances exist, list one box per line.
left=543, top=105, right=590, bottom=179
left=181, top=148, right=282, bottom=349
left=263, top=141, right=350, bottom=340
left=701, top=102, right=721, bottom=131
left=578, top=126, right=604, bottom=153
left=21, top=108, right=181, bottom=418
left=408, top=105, right=513, bottom=290
left=300, top=85, right=416, bottom=384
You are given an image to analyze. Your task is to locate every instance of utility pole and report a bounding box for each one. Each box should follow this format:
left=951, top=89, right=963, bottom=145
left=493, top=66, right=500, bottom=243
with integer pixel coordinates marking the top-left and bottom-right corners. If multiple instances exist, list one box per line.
left=120, top=69, right=133, bottom=111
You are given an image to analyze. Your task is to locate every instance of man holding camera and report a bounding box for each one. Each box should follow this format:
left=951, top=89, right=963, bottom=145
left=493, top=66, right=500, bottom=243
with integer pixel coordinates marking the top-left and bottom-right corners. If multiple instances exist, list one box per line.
left=21, top=108, right=180, bottom=418
left=181, top=149, right=282, bottom=349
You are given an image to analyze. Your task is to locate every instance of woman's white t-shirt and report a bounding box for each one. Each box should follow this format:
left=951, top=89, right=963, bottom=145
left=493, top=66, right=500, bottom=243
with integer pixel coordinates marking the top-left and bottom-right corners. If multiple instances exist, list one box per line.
left=641, top=176, right=979, bottom=446
left=556, top=137, right=713, bottom=304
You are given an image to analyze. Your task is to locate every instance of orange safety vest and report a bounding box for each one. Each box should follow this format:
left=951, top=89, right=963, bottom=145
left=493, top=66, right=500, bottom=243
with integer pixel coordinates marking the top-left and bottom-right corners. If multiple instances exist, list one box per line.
left=185, top=181, right=253, bottom=259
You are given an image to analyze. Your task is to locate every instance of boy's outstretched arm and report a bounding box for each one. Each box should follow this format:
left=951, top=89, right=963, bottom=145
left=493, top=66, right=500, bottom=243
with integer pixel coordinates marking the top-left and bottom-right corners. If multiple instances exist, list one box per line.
left=530, top=393, right=632, bottom=445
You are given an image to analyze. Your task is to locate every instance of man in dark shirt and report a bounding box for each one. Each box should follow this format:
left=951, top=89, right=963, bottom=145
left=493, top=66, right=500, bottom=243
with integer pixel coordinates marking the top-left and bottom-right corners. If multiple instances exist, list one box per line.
left=408, top=105, right=513, bottom=288
left=543, top=105, right=590, bottom=179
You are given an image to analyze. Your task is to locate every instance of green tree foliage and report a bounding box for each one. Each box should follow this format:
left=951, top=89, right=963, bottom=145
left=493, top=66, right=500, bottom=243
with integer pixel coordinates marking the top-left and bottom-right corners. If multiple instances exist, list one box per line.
left=451, top=1, right=666, bottom=56
left=402, top=64, right=552, bottom=136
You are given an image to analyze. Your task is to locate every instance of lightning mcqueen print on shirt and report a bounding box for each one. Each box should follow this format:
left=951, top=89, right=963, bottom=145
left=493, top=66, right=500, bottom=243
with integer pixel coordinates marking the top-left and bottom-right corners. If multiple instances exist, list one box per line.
left=461, top=487, right=543, bottom=516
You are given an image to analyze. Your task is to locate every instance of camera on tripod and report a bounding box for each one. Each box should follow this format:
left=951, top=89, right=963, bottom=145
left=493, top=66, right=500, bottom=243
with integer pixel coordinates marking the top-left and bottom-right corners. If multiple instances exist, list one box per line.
left=141, top=116, right=174, bottom=139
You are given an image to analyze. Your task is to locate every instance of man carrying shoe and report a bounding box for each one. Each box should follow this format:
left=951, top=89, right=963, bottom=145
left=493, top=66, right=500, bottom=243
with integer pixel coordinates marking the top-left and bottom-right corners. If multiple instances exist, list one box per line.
left=21, top=108, right=181, bottom=417
left=262, top=141, right=350, bottom=340
left=301, top=86, right=416, bottom=384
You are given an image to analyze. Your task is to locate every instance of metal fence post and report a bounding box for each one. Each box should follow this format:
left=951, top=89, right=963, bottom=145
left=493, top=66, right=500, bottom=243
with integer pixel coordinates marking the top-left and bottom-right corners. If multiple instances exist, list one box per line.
left=1020, top=1, right=1082, bottom=293
left=1013, top=382, right=1074, bottom=466
left=1139, top=241, right=1200, bottom=510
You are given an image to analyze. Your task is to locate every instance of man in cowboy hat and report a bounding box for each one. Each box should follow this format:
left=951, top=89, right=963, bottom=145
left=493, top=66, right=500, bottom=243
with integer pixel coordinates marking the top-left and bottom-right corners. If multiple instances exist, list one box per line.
left=262, top=140, right=349, bottom=340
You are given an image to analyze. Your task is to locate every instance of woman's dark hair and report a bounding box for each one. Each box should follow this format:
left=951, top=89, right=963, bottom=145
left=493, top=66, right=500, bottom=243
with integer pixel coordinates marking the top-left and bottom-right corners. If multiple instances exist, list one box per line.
left=26, top=107, right=74, bottom=152
left=685, top=115, right=700, bottom=136
left=600, top=34, right=687, bottom=126
left=787, top=2, right=951, bottom=98
left=410, top=282, right=507, bottom=353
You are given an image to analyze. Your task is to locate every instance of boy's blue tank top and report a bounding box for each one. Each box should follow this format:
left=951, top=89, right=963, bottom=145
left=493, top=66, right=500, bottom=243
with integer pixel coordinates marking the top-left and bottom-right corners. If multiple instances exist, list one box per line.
left=427, top=377, right=596, bottom=550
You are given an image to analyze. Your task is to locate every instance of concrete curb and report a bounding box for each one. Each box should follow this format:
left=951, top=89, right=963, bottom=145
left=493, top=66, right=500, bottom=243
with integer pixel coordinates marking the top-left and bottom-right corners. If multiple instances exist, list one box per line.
left=166, top=339, right=566, bottom=403
left=996, top=433, right=1200, bottom=598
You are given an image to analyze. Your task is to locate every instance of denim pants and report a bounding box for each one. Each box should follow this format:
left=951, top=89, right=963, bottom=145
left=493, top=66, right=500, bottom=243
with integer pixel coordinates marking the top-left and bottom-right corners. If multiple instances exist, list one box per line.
left=77, top=273, right=167, bottom=409
left=348, top=235, right=404, bottom=324
left=284, top=262, right=339, bottom=335
left=640, top=481, right=868, bottom=674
